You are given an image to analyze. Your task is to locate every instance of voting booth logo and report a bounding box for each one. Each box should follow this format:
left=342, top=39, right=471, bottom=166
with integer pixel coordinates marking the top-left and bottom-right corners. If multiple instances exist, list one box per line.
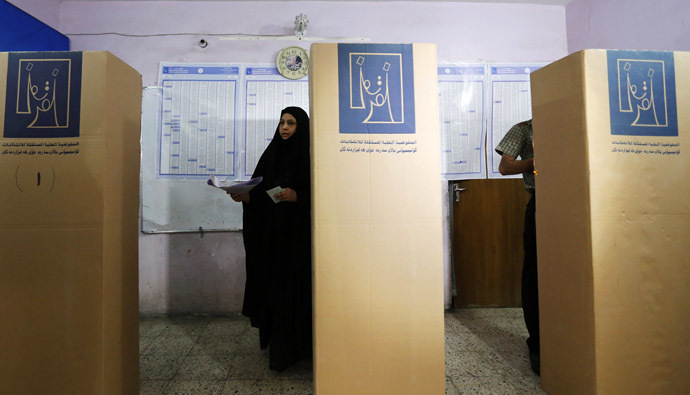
left=338, top=44, right=415, bottom=134
left=3, top=52, right=82, bottom=138
left=607, top=50, right=677, bottom=136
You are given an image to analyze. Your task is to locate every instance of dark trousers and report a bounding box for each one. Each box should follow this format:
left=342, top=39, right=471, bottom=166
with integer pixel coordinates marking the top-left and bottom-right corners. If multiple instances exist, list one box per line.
left=522, top=192, right=539, bottom=355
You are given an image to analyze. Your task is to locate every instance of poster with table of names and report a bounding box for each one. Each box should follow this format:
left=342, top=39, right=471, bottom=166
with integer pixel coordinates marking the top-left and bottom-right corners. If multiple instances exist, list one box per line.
left=438, top=65, right=487, bottom=180
left=158, top=64, right=240, bottom=177
left=243, top=66, right=309, bottom=178
left=487, top=63, right=546, bottom=179
left=143, top=60, right=553, bottom=233
left=154, top=61, right=547, bottom=183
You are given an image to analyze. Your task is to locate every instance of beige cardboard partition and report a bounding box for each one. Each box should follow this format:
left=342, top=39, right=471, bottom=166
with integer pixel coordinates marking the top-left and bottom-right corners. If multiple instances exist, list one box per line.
left=531, top=49, right=690, bottom=395
left=309, top=43, right=445, bottom=394
left=0, top=51, right=141, bottom=394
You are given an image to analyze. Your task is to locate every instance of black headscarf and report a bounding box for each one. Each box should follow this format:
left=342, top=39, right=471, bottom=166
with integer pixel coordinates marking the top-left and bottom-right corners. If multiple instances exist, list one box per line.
left=251, top=106, right=310, bottom=193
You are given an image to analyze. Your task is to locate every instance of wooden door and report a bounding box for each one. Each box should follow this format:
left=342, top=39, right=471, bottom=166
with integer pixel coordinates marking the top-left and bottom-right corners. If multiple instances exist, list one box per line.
left=452, top=179, right=530, bottom=307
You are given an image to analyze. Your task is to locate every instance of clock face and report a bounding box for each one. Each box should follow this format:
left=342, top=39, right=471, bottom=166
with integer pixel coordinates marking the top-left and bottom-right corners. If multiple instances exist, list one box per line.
left=276, top=46, right=309, bottom=80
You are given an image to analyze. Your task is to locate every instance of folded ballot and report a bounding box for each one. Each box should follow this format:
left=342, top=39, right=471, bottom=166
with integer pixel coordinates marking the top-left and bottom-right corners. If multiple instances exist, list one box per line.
left=265, top=186, right=285, bottom=203
left=207, top=175, right=263, bottom=194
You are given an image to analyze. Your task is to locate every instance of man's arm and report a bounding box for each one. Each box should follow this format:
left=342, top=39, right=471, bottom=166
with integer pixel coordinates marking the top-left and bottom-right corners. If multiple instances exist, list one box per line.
left=498, top=153, right=534, bottom=176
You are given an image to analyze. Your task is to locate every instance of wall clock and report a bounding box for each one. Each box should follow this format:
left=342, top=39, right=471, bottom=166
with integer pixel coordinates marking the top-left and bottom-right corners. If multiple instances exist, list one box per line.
left=276, top=46, right=309, bottom=80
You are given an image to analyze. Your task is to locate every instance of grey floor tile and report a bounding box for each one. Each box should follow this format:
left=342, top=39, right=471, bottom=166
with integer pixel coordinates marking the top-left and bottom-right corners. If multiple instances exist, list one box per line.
left=165, top=379, right=226, bottom=395
left=140, top=355, right=184, bottom=380
left=160, top=317, right=210, bottom=338
left=449, top=309, right=525, bottom=336
left=275, top=358, right=313, bottom=380
left=281, top=379, right=313, bottom=394
left=221, top=379, right=285, bottom=395
left=450, top=375, right=522, bottom=395
left=174, top=355, right=233, bottom=380
left=231, top=329, right=262, bottom=354
left=143, top=335, right=198, bottom=356
left=446, top=376, right=461, bottom=395
left=226, top=353, right=277, bottom=380
left=139, top=308, right=540, bottom=393
left=140, top=379, right=169, bottom=395
left=485, top=317, right=529, bottom=337
left=202, top=318, right=248, bottom=337
left=445, top=330, right=492, bottom=352
left=461, top=319, right=512, bottom=336
left=445, top=349, right=496, bottom=378
left=240, top=328, right=261, bottom=345
left=190, top=335, right=246, bottom=355
left=499, top=369, right=545, bottom=394
left=140, top=335, right=155, bottom=354
left=445, top=314, right=475, bottom=335
left=140, top=317, right=171, bottom=337
left=232, top=333, right=261, bottom=354
left=478, top=345, right=531, bottom=375
left=461, top=308, right=521, bottom=319
left=479, top=330, right=528, bottom=350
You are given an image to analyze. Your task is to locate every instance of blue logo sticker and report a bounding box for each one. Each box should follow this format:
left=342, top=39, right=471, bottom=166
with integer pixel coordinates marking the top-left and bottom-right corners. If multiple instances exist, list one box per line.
left=607, top=50, right=677, bottom=136
left=4, top=52, right=82, bottom=138
left=338, top=44, right=415, bottom=134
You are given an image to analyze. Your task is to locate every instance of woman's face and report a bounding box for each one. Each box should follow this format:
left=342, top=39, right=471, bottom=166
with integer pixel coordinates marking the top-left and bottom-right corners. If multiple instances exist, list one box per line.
left=279, top=113, right=297, bottom=140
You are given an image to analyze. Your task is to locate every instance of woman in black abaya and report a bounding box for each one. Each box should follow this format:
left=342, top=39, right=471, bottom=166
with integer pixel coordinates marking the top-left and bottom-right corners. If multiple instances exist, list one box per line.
left=229, top=106, right=312, bottom=372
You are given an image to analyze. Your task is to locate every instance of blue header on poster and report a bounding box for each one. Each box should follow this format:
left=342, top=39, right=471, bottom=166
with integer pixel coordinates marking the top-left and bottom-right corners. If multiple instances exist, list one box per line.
left=246, top=67, right=280, bottom=76
left=607, top=50, right=678, bottom=137
left=491, top=66, right=539, bottom=75
left=337, top=43, right=416, bottom=134
left=162, top=66, right=239, bottom=75
left=438, top=66, right=484, bottom=76
left=4, top=52, right=82, bottom=138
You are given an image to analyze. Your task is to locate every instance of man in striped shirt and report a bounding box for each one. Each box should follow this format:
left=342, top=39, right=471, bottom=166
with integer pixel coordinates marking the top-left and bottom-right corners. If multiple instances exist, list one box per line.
left=495, top=119, right=539, bottom=376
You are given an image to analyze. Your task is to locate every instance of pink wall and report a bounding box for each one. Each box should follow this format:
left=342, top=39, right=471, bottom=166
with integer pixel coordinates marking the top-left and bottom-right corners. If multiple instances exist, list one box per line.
left=60, top=1, right=567, bottom=85
left=566, top=0, right=690, bottom=53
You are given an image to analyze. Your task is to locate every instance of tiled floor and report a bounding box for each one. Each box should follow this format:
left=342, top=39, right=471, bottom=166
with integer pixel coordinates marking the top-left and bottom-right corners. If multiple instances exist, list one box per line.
left=140, top=308, right=545, bottom=394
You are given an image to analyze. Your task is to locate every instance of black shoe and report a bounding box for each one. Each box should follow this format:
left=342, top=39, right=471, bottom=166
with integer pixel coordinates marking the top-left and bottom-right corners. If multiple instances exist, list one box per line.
left=529, top=352, right=540, bottom=376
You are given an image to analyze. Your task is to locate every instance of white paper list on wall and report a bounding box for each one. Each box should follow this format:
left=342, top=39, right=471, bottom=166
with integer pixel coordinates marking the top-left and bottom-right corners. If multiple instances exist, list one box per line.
left=158, top=64, right=241, bottom=178
left=141, top=61, right=546, bottom=232
left=155, top=61, right=543, bottom=184
left=141, top=85, right=243, bottom=233
left=155, top=63, right=310, bottom=182
left=487, top=63, right=547, bottom=179
left=141, top=63, right=309, bottom=233
left=243, top=66, right=309, bottom=178
left=437, top=64, right=487, bottom=180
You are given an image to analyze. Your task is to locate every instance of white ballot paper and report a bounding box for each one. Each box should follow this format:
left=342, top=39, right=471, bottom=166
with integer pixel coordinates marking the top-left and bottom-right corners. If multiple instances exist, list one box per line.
left=266, top=186, right=285, bottom=203
left=208, top=174, right=263, bottom=194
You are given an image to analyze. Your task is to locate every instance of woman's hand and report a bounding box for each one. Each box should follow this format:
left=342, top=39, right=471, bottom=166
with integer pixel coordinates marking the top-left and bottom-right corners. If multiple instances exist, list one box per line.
left=228, top=192, right=250, bottom=203
left=275, top=188, right=297, bottom=202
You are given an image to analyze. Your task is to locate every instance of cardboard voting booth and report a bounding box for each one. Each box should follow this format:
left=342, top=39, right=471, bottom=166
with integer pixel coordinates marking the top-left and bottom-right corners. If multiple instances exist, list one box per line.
left=309, top=43, right=445, bottom=394
left=0, top=51, right=141, bottom=394
left=531, top=49, right=690, bottom=395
